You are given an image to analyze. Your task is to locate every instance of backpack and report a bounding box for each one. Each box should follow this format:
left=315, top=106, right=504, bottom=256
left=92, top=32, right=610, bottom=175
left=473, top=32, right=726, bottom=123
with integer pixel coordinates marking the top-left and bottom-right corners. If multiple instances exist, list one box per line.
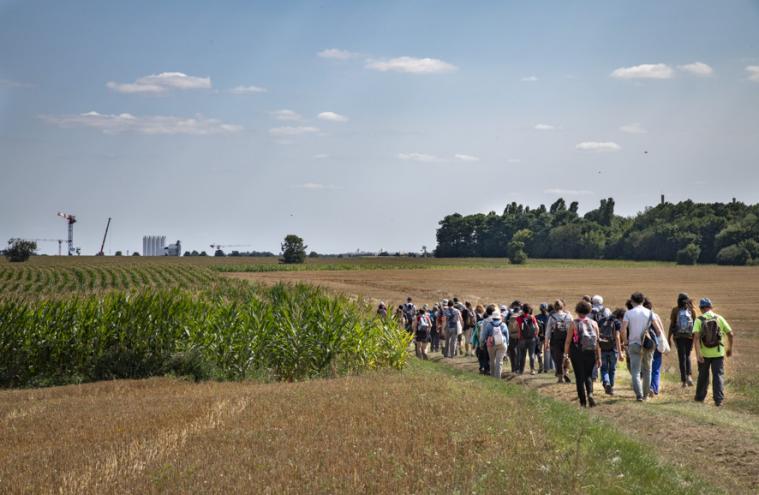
left=550, top=313, right=571, bottom=346
left=642, top=312, right=657, bottom=350
left=675, top=309, right=694, bottom=337
left=598, top=316, right=617, bottom=352
left=417, top=314, right=430, bottom=331
left=573, top=318, right=597, bottom=352
left=446, top=308, right=459, bottom=330
left=519, top=316, right=538, bottom=340
left=699, top=315, right=722, bottom=348
left=462, top=308, right=475, bottom=328
left=491, top=322, right=505, bottom=347
left=404, top=303, right=416, bottom=319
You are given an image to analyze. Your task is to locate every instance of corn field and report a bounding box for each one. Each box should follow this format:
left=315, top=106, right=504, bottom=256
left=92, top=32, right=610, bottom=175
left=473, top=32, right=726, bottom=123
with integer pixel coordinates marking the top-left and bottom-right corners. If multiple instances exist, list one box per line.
left=0, top=281, right=411, bottom=387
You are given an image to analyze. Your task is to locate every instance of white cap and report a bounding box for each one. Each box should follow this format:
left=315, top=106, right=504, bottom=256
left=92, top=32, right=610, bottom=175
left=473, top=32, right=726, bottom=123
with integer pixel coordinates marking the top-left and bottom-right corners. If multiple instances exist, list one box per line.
left=491, top=311, right=502, bottom=320
left=499, top=304, right=507, bottom=312
left=591, top=295, right=603, bottom=306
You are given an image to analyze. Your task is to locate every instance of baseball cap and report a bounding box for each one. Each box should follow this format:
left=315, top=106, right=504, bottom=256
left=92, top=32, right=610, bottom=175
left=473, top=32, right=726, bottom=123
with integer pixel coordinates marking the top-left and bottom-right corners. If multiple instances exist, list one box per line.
left=699, top=297, right=713, bottom=308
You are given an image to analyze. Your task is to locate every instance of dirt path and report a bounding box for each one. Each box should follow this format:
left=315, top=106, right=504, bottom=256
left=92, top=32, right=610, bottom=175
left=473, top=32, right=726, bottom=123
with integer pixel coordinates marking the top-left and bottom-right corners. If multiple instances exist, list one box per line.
left=230, top=267, right=759, bottom=493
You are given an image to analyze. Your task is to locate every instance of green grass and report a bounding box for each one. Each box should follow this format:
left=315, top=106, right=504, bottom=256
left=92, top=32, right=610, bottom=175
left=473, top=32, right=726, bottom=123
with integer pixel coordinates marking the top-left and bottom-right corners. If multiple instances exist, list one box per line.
left=411, top=360, right=717, bottom=494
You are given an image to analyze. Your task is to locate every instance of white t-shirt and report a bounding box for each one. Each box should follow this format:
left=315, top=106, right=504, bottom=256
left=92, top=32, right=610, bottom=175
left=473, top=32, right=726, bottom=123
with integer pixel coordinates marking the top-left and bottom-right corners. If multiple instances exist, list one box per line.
left=623, top=305, right=653, bottom=344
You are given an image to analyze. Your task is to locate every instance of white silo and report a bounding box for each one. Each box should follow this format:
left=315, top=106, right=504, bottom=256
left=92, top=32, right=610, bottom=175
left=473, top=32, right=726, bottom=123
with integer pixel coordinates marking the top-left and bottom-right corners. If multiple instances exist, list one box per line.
left=152, top=236, right=158, bottom=256
left=142, top=236, right=147, bottom=256
left=160, top=236, right=166, bottom=255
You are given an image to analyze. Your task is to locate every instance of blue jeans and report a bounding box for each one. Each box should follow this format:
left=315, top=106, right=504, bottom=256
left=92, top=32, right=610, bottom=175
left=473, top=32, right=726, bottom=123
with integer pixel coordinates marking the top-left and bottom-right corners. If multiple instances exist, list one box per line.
left=600, top=350, right=618, bottom=388
left=627, top=342, right=654, bottom=400
left=650, top=350, right=662, bottom=394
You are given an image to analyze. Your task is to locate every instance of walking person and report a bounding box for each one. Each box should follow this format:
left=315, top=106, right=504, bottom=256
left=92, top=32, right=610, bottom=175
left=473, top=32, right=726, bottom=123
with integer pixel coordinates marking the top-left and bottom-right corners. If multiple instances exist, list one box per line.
left=644, top=298, right=669, bottom=397
left=442, top=300, right=462, bottom=358
left=516, top=303, right=540, bottom=375
left=484, top=310, right=509, bottom=378
left=377, top=302, right=388, bottom=319
left=620, top=292, right=664, bottom=402
left=598, top=308, right=625, bottom=395
left=461, top=301, right=476, bottom=357
left=474, top=304, right=493, bottom=375
left=545, top=299, right=572, bottom=384
left=506, top=301, right=522, bottom=372
left=693, top=298, right=734, bottom=407
left=668, top=293, right=698, bottom=387
left=536, top=303, right=550, bottom=373
left=413, top=308, right=431, bottom=360
left=429, top=304, right=441, bottom=353
left=403, top=297, right=417, bottom=335
left=589, top=295, right=610, bottom=382
left=564, top=300, right=601, bottom=407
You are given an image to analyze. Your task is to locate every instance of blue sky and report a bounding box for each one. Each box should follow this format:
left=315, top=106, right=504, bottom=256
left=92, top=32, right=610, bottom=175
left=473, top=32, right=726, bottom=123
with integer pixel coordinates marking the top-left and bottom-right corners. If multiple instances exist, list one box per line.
left=2, top=0, right=759, bottom=255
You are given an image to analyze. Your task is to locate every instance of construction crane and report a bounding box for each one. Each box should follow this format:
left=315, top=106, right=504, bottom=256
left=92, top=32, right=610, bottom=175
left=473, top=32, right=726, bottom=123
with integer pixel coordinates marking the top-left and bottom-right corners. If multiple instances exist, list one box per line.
left=209, top=244, right=250, bottom=252
left=57, top=212, right=77, bottom=256
left=96, top=217, right=111, bottom=256
left=31, top=239, right=66, bottom=256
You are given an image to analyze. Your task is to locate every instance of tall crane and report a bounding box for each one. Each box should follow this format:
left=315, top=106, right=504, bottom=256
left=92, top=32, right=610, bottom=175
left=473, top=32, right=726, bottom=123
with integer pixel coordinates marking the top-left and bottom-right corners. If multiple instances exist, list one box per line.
left=209, top=244, right=250, bottom=253
left=57, top=212, right=77, bottom=256
left=97, top=217, right=111, bottom=256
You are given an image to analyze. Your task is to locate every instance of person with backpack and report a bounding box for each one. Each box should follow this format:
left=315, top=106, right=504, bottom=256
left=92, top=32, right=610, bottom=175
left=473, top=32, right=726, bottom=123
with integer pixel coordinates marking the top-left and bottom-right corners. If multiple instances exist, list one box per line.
left=377, top=302, right=388, bottom=319
left=563, top=300, right=602, bottom=407
left=442, top=300, right=462, bottom=358
left=474, top=304, right=493, bottom=375
left=644, top=298, right=669, bottom=397
left=598, top=308, right=625, bottom=395
left=545, top=299, right=572, bottom=384
left=429, top=304, right=441, bottom=353
left=620, top=292, right=663, bottom=402
left=668, top=293, right=698, bottom=387
left=506, top=301, right=522, bottom=373
left=536, top=303, right=550, bottom=373
left=483, top=309, right=509, bottom=378
left=516, top=303, right=540, bottom=375
left=413, top=308, right=432, bottom=360
left=403, top=297, right=417, bottom=334
left=461, top=301, right=476, bottom=357
left=693, top=298, right=734, bottom=407
left=589, top=296, right=611, bottom=381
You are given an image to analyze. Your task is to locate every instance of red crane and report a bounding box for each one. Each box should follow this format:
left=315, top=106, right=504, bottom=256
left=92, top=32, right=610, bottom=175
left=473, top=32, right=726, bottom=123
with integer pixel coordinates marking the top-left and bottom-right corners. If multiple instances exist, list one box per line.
left=97, top=217, right=111, bottom=256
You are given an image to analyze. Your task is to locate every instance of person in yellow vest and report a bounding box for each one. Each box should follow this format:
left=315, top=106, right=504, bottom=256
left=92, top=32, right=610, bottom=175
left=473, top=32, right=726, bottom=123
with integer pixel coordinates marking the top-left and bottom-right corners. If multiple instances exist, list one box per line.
left=692, top=298, right=734, bottom=407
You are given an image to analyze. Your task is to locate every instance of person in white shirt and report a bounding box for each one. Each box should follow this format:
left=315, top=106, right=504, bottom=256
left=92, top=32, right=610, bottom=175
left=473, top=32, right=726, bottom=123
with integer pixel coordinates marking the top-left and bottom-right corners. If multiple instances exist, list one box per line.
left=620, top=292, right=664, bottom=401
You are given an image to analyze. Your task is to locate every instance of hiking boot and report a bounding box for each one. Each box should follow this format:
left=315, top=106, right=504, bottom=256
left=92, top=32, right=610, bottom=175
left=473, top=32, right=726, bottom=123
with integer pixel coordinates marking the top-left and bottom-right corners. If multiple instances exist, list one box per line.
left=603, top=383, right=612, bottom=395
left=563, top=375, right=571, bottom=383
left=681, top=381, right=687, bottom=388
left=588, top=396, right=597, bottom=408
left=636, top=396, right=644, bottom=402
left=557, top=377, right=563, bottom=384
left=686, top=376, right=694, bottom=387
left=530, top=370, right=536, bottom=375
left=715, top=402, right=723, bottom=407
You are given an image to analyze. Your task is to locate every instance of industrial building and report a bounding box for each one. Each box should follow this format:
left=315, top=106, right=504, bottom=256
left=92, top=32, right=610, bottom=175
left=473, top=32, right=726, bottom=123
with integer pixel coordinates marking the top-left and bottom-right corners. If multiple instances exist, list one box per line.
left=142, top=236, right=182, bottom=256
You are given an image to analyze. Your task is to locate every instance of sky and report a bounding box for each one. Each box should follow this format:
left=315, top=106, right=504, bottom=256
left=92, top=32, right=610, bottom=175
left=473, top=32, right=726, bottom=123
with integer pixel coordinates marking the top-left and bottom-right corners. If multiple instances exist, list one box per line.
left=1, top=0, right=759, bottom=255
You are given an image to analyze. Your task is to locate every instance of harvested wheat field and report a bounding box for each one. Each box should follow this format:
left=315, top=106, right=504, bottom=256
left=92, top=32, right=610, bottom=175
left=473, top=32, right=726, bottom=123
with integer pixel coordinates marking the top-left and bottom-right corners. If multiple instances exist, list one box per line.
left=231, top=264, right=759, bottom=492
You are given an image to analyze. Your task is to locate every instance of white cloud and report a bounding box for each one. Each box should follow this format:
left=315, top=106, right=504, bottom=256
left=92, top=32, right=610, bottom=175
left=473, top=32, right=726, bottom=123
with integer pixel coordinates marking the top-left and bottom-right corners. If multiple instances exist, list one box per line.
left=575, top=141, right=621, bottom=152
left=270, top=109, right=303, bottom=121
left=610, top=64, right=674, bottom=80
left=678, top=62, right=714, bottom=77
left=619, top=123, right=647, bottom=134
left=42, top=111, right=241, bottom=135
left=106, top=72, right=211, bottom=94
left=268, top=126, right=320, bottom=137
left=454, top=154, right=480, bottom=162
left=228, top=85, right=267, bottom=94
left=317, top=48, right=359, bottom=60
left=544, top=188, right=593, bottom=196
left=366, top=56, right=457, bottom=74
left=398, top=152, right=442, bottom=163
left=521, top=75, right=538, bottom=82
left=746, top=66, right=759, bottom=82
left=317, top=111, right=349, bottom=122
left=534, top=123, right=556, bottom=131
left=313, top=153, right=330, bottom=159
left=294, top=182, right=340, bottom=190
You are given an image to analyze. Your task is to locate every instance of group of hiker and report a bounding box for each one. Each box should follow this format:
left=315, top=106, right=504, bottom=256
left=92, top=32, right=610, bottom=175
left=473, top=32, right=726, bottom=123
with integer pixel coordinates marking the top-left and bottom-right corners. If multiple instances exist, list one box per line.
left=378, top=292, right=734, bottom=408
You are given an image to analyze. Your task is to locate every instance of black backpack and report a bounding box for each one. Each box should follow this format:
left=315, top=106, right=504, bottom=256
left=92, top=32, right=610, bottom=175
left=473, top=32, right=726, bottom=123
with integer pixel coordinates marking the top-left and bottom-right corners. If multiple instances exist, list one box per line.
left=699, top=315, right=722, bottom=348
left=549, top=313, right=571, bottom=346
left=598, top=316, right=617, bottom=352
left=519, top=316, right=538, bottom=340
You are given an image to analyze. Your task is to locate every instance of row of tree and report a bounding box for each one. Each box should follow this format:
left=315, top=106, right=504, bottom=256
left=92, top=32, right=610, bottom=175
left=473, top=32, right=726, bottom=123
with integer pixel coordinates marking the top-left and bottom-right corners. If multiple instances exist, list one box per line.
left=435, top=198, right=759, bottom=265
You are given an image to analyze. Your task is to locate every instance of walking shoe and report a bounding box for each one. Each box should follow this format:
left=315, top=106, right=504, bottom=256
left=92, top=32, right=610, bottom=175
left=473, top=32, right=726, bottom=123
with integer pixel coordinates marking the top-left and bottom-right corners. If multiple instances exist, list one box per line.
left=715, top=402, right=723, bottom=407
left=530, top=370, right=536, bottom=375
left=636, top=396, right=644, bottom=402
left=588, top=396, right=597, bottom=408
left=603, top=383, right=612, bottom=395
left=681, top=381, right=687, bottom=388
left=563, top=375, right=572, bottom=383
left=686, top=376, right=694, bottom=386
left=557, top=377, right=563, bottom=384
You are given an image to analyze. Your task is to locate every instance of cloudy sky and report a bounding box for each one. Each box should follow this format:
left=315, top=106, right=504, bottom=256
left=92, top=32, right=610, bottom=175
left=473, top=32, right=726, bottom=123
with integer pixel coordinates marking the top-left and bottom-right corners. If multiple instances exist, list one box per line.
left=2, top=1, right=758, bottom=255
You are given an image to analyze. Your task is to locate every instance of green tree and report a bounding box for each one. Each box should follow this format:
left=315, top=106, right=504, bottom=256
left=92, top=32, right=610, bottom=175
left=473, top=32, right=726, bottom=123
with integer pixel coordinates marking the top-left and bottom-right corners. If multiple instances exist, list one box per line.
left=4, top=238, right=37, bottom=262
left=308, top=251, right=319, bottom=258
left=281, top=235, right=307, bottom=264
left=114, top=250, right=123, bottom=256
left=676, top=243, right=700, bottom=265
left=508, top=229, right=532, bottom=264
left=716, top=244, right=750, bottom=265
left=214, top=249, right=226, bottom=257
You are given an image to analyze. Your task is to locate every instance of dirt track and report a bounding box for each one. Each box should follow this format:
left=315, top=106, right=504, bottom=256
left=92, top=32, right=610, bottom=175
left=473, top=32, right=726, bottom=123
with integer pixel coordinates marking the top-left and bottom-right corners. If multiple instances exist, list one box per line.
left=230, top=266, right=759, bottom=493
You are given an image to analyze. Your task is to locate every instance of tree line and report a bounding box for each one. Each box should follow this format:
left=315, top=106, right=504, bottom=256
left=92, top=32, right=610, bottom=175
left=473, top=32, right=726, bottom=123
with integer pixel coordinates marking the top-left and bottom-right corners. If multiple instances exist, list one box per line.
left=435, top=198, right=759, bottom=265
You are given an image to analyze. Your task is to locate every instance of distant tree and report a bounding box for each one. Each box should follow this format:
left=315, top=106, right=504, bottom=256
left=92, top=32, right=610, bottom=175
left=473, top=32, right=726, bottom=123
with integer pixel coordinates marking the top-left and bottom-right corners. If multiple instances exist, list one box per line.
left=508, top=229, right=532, bottom=265
left=132, top=252, right=141, bottom=256
left=676, top=244, right=701, bottom=265
left=199, top=251, right=208, bottom=257
left=394, top=252, right=401, bottom=257
left=716, top=244, right=750, bottom=265
left=183, top=251, right=191, bottom=256
left=308, top=251, right=319, bottom=258
left=378, top=250, right=389, bottom=257
left=214, top=249, right=226, bottom=257
left=114, top=250, right=123, bottom=256
left=280, top=235, right=307, bottom=264
left=191, top=250, right=200, bottom=256
left=4, top=238, right=36, bottom=262
left=422, top=245, right=429, bottom=257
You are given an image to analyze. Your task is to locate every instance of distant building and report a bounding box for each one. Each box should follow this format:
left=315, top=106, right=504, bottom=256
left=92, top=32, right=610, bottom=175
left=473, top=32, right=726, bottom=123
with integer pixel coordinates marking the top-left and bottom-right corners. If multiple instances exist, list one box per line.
left=165, top=240, right=182, bottom=257
left=142, top=235, right=166, bottom=256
